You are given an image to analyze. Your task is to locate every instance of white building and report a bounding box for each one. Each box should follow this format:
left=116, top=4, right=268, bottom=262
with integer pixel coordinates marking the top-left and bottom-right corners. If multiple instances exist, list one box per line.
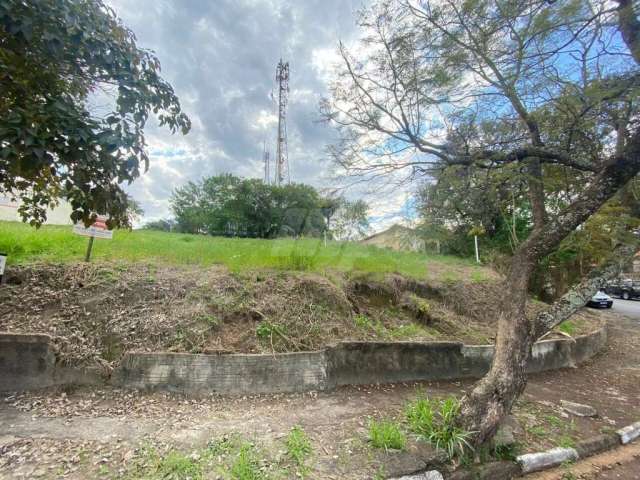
left=0, top=196, right=72, bottom=225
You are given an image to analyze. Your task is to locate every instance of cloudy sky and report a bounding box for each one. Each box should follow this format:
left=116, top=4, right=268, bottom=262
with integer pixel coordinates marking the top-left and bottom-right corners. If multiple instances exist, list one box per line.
left=105, top=0, right=415, bottom=231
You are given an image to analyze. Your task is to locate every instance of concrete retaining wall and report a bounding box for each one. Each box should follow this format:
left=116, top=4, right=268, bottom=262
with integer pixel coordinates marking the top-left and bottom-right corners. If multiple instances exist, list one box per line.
left=0, top=334, right=56, bottom=391
left=0, top=326, right=607, bottom=394
left=0, top=334, right=103, bottom=392
left=113, top=351, right=328, bottom=395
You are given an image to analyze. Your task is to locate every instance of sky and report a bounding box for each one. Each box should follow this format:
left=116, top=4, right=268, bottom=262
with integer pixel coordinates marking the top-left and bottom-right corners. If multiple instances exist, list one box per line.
left=105, top=0, right=415, bottom=232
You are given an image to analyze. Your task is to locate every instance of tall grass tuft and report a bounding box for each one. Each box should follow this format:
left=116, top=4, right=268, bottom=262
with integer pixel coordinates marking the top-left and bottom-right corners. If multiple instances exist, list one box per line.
left=405, top=396, right=473, bottom=461
left=369, top=419, right=407, bottom=451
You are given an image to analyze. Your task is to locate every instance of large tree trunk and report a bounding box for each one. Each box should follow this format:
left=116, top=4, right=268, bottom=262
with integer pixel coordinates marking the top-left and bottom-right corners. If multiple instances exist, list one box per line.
left=459, top=240, right=639, bottom=445
left=458, top=249, right=536, bottom=445
left=458, top=165, right=640, bottom=447
left=458, top=125, right=640, bottom=446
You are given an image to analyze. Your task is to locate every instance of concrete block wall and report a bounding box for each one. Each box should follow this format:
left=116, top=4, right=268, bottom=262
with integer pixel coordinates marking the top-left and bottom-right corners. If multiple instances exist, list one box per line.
left=0, top=326, right=607, bottom=394
left=0, top=334, right=56, bottom=391
left=112, top=351, right=328, bottom=394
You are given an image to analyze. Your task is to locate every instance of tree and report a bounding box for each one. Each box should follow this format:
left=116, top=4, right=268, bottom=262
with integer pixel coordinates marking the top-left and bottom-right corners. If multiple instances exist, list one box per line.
left=330, top=198, right=370, bottom=241
left=143, top=218, right=177, bottom=232
left=0, top=0, right=190, bottom=228
left=322, top=0, right=640, bottom=446
left=170, top=174, right=330, bottom=238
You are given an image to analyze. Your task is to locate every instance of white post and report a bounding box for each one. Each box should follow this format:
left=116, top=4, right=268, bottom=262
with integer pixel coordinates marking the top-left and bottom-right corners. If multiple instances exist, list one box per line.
left=0, top=252, right=6, bottom=284
left=474, top=235, right=480, bottom=264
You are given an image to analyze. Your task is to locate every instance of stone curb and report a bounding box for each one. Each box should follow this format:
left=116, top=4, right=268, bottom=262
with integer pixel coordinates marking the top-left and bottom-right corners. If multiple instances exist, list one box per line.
left=388, top=421, right=639, bottom=480
left=617, top=421, right=640, bottom=445
left=516, top=447, right=578, bottom=474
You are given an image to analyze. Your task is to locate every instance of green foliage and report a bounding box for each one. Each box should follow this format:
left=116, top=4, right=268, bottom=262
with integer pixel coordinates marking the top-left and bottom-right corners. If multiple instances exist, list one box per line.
left=330, top=198, right=371, bottom=241
left=405, top=398, right=435, bottom=437
left=197, top=314, right=219, bottom=328
left=256, top=322, right=286, bottom=340
left=230, top=444, right=264, bottom=480
left=157, top=451, right=203, bottom=480
left=354, top=314, right=373, bottom=329
left=124, top=434, right=314, bottom=480
left=557, top=435, right=576, bottom=449
left=405, top=396, right=473, bottom=461
left=143, top=219, right=178, bottom=232
left=274, top=250, right=319, bottom=271
left=353, top=314, right=424, bottom=339
left=0, top=0, right=189, bottom=227
left=491, top=443, right=520, bottom=462
left=558, top=321, right=577, bottom=336
left=171, top=174, right=329, bottom=238
left=285, top=426, right=313, bottom=477
left=126, top=446, right=203, bottom=480
left=368, top=419, right=407, bottom=451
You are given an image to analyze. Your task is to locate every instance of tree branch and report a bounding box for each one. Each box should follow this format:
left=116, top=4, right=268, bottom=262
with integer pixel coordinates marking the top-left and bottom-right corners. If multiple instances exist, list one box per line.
left=533, top=239, right=640, bottom=338
left=616, top=0, right=640, bottom=63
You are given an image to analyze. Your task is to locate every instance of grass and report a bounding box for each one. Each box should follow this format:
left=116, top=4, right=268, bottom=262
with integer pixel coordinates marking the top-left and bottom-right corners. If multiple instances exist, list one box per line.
left=0, top=220, right=482, bottom=279
left=230, top=444, right=263, bottom=480
left=125, top=445, right=203, bottom=480
left=353, top=313, right=432, bottom=340
left=557, top=319, right=581, bottom=336
left=368, top=419, right=407, bottom=451
left=405, top=396, right=473, bottom=461
left=518, top=402, right=578, bottom=451
left=122, top=429, right=314, bottom=480
left=285, top=426, right=313, bottom=477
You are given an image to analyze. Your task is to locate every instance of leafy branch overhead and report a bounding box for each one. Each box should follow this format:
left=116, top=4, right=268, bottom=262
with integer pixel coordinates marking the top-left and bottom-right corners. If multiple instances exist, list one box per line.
left=0, top=0, right=190, bottom=227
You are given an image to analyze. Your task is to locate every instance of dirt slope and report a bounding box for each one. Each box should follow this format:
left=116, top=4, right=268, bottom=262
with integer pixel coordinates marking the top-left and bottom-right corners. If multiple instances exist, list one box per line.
left=0, top=262, right=602, bottom=367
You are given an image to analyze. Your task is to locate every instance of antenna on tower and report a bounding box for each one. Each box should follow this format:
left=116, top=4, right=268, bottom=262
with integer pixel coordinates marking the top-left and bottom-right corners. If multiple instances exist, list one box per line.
left=275, top=59, right=290, bottom=186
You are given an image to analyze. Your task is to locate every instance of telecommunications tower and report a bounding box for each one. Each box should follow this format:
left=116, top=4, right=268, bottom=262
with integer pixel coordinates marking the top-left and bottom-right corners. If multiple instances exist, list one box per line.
left=263, top=141, right=270, bottom=184
left=275, top=59, right=290, bottom=185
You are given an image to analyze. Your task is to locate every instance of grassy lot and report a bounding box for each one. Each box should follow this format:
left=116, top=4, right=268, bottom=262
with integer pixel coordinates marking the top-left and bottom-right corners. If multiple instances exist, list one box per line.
left=0, top=220, right=481, bottom=279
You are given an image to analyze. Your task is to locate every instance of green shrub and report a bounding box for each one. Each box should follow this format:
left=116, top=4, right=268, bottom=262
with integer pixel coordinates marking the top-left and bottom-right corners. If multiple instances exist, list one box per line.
left=405, top=396, right=473, bottom=461
left=354, top=313, right=372, bottom=329
left=369, top=419, right=406, bottom=451
left=256, top=321, right=286, bottom=339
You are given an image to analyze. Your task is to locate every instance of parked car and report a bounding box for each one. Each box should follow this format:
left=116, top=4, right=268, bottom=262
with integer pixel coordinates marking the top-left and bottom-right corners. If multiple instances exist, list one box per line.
left=587, top=291, right=613, bottom=309
left=604, top=280, right=640, bottom=300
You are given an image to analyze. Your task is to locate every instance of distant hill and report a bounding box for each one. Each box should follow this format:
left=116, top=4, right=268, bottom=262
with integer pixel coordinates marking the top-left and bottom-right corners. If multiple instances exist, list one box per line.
left=361, top=224, right=426, bottom=252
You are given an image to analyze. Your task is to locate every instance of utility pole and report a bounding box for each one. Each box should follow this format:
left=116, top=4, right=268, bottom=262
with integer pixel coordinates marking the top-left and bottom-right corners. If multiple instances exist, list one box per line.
left=275, top=59, right=290, bottom=186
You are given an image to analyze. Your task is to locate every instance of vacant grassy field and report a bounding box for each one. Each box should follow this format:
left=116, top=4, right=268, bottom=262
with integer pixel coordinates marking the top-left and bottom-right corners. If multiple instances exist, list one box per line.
left=0, top=220, right=485, bottom=279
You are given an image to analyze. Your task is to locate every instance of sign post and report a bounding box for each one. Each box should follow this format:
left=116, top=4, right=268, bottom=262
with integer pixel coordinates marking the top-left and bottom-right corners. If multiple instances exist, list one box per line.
left=72, top=216, right=113, bottom=262
left=0, top=252, right=6, bottom=284
left=84, top=237, right=95, bottom=262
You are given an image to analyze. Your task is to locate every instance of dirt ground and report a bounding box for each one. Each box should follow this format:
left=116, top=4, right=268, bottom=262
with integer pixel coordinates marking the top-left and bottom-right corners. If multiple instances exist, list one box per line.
left=0, top=307, right=638, bottom=479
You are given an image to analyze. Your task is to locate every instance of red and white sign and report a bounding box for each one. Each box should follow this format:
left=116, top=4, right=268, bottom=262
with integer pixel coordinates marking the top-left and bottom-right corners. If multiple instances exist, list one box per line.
left=73, top=215, right=113, bottom=239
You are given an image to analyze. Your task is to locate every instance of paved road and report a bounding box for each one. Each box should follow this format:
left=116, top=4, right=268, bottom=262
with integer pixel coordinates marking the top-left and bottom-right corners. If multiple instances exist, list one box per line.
left=610, top=298, right=640, bottom=318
